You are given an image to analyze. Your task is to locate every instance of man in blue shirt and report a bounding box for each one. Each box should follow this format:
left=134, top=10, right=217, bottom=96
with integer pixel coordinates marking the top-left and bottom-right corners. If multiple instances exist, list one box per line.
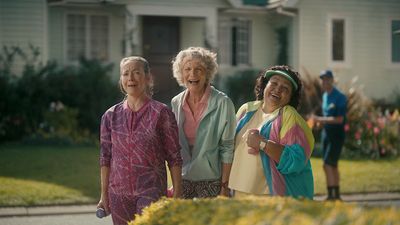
left=313, top=70, right=347, bottom=200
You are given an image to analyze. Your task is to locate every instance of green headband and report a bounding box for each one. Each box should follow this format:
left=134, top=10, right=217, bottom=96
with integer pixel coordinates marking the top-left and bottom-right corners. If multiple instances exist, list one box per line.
left=264, top=70, right=298, bottom=91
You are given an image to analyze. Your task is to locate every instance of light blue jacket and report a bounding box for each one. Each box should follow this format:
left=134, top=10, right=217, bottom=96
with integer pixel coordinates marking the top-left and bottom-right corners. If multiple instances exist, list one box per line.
left=171, top=86, right=236, bottom=181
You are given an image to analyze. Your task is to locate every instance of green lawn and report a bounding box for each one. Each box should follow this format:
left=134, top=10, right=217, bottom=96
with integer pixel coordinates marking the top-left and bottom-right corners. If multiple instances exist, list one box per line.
left=0, top=144, right=399, bottom=206
left=0, top=144, right=100, bottom=206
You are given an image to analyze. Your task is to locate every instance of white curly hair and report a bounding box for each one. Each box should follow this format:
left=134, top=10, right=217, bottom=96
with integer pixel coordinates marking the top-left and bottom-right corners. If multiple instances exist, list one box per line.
left=171, top=47, right=218, bottom=87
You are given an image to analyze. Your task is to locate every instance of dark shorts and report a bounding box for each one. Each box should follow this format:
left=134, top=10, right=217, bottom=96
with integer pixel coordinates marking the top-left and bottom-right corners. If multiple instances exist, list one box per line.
left=182, top=179, right=221, bottom=199
left=322, top=128, right=345, bottom=166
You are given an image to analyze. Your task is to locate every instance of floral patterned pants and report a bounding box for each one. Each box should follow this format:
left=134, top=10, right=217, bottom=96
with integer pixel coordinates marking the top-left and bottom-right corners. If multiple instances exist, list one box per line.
left=182, top=179, right=221, bottom=199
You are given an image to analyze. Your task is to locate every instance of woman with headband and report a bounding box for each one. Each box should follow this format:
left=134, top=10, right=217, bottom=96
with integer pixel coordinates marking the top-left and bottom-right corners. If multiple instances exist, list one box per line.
left=229, top=65, right=314, bottom=199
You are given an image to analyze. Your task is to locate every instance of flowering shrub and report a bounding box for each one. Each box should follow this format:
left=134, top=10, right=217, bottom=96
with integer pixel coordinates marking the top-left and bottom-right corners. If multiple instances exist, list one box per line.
left=129, top=197, right=400, bottom=225
left=21, top=101, right=95, bottom=145
left=344, top=88, right=400, bottom=158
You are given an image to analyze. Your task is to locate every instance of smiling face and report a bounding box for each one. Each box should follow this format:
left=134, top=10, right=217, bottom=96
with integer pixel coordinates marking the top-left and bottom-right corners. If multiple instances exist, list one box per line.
left=182, top=58, right=208, bottom=94
left=120, top=60, right=150, bottom=98
left=263, top=75, right=293, bottom=112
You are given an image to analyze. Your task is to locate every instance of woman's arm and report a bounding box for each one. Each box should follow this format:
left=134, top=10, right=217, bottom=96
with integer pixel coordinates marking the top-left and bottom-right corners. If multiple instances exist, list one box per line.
left=219, top=97, right=236, bottom=196
left=160, top=108, right=183, bottom=198
left=263, top=140, right=284, bottom=163
left=169, top=165, right=182, bottom=198
left=246, top=130, right=284, bottom=163
left=220, top=163, right=232, bottom=196
left=97, top=166, right=110, bottom=214
left=313, top=115, right=344, bottom=124
left=273, top=107, right=314, bottom=173
left=98, top=112, right=112, bottom=214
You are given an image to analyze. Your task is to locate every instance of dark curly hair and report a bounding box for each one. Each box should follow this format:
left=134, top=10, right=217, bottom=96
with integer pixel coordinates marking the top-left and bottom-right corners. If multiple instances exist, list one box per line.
left=254, top=65, right=302, bottom=109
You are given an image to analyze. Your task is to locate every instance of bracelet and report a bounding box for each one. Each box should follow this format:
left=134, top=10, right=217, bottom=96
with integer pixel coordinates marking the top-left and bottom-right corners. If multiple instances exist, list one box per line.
left=221, top=181, right=229, bottom=189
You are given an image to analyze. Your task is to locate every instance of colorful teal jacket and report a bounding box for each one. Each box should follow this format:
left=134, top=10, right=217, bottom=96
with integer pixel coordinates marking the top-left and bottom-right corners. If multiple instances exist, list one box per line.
left=236, top=101, right=314, bottom=199
left=171, top=86, right=236, bottom=181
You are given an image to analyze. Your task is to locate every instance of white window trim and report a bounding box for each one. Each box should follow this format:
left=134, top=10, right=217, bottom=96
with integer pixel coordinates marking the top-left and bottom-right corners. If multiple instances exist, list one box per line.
left=386, top=16, right=400, bottom=68
left=64, top=11, right=111, bottom=64
left=236, top=18, right=252, bottom=68
left=327, top=14, right=352, bottom=69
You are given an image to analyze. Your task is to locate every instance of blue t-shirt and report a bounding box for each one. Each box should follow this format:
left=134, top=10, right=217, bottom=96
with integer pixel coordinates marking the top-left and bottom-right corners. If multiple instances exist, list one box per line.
left=322, top=87, right=347, bottom=131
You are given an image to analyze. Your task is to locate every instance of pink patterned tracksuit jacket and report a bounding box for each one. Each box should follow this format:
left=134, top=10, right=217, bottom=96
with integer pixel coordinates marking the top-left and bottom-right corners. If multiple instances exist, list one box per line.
left=100, top=99, right=182, bottom=225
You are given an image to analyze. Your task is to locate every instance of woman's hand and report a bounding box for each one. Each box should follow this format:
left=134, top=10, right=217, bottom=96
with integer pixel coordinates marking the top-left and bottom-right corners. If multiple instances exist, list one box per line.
left=97, top=194, right=110, bottom=215
left=245, top=129, right=264, bottom=154
left=219, top=182, right=230, bottom=197
left=247, top=148, right=259, bottom=155
left=172, top=186, right=182, bottom=199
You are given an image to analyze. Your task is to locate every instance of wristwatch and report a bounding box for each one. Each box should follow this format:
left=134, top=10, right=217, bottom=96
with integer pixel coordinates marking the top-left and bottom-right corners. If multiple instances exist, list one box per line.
left=259, top=140, right=267, bottom=150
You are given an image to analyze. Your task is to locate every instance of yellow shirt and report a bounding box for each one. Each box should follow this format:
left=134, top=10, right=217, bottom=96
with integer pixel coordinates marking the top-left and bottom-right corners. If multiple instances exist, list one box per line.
left=229, top=107, right=276, bottom=194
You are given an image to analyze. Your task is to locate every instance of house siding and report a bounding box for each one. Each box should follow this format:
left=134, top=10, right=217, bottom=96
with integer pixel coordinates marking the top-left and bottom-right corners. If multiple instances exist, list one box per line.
left=297, top=0, right=400, bottom=98
left=251, top=14, right=276, bottom=69
left=0, top=0, right=47, bottom=64
left=180, top=18, right=205, bottom=49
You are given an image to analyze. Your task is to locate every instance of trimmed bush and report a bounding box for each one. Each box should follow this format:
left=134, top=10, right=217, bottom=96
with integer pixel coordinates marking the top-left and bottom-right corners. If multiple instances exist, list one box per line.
left=215, top=69, right=260, bottom=110
left=130, top=197, right=400, bottom=225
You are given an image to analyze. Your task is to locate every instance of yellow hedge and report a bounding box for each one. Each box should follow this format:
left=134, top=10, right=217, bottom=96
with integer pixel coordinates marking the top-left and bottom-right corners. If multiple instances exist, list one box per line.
left=129, top=196, right=400, bottom=225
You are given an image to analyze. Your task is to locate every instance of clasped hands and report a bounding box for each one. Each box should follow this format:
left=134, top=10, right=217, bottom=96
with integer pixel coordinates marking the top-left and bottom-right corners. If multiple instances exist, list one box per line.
left=244, top=129, right=265, bottom=155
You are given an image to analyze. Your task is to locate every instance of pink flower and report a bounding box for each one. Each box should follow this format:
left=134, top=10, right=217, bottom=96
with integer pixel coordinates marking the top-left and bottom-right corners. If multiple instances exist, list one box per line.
left=373, top=127, right=380, bottom=135
left=344, top=124, right=350, bottom=132
left=365, top=121, right=372, bottom=129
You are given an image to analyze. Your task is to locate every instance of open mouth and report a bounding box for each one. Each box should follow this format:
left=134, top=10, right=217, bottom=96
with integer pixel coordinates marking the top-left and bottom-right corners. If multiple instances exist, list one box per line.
left=270, top=93, right=280, bottom=100
left=188, top=80, right=200, bottom=84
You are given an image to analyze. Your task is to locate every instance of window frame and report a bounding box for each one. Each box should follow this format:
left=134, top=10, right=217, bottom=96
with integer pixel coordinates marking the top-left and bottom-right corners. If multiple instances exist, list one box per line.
left=218, top=16, right=252, bottom=68
left=64, top=12, right=111, bottom=64
left=327, top=14, right=352, bottom=68
left=388, top=17, right=400, bottom=67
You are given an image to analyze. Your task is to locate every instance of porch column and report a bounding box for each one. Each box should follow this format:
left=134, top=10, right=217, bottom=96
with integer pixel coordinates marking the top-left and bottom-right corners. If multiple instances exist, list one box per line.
left=124, top=8, right=140, bottom=56
left=205, top=9, right=218, bottom=51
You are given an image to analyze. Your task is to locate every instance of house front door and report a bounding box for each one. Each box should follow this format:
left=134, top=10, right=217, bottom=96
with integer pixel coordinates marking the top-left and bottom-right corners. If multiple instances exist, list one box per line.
left=143, top=16, right=181, bottom=104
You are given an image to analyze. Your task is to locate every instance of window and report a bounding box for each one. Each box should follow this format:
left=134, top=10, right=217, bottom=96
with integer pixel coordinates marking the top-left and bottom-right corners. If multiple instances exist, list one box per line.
left=391, top=20, right=400, bottom=63
left=331, top=19, right=345, bottom=61
left=328, top=16, right=350, bottom=67
left=219, top=18, right=251, bottom=66
left=67, top=14, right=109, bottom=62
left=67, top=14, right=86, bottom=61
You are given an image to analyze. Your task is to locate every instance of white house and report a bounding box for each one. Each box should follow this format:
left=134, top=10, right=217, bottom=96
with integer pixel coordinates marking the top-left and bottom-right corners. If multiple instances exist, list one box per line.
left=1, top=0, right=399, bottom=103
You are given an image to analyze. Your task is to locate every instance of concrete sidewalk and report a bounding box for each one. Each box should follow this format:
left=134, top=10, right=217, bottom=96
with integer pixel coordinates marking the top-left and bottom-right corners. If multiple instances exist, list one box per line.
left=1, top=192, right=400, bottom=217
left=313, top=192, right=400, bottom=202
left=0, top=204, right=96, bottom=217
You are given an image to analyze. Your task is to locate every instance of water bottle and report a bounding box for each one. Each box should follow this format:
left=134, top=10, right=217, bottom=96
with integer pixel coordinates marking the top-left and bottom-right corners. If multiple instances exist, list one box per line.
left=96, top=207, right=107, bottom=218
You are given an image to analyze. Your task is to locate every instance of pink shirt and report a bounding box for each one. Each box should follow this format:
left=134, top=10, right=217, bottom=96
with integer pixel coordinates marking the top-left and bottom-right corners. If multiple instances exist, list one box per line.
left=182, top=85, right=211, bottom=146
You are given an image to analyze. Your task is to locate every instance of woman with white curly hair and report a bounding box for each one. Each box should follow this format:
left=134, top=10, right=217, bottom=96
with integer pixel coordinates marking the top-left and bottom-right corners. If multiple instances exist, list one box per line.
left=171, top=47, right=236, bottom=198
